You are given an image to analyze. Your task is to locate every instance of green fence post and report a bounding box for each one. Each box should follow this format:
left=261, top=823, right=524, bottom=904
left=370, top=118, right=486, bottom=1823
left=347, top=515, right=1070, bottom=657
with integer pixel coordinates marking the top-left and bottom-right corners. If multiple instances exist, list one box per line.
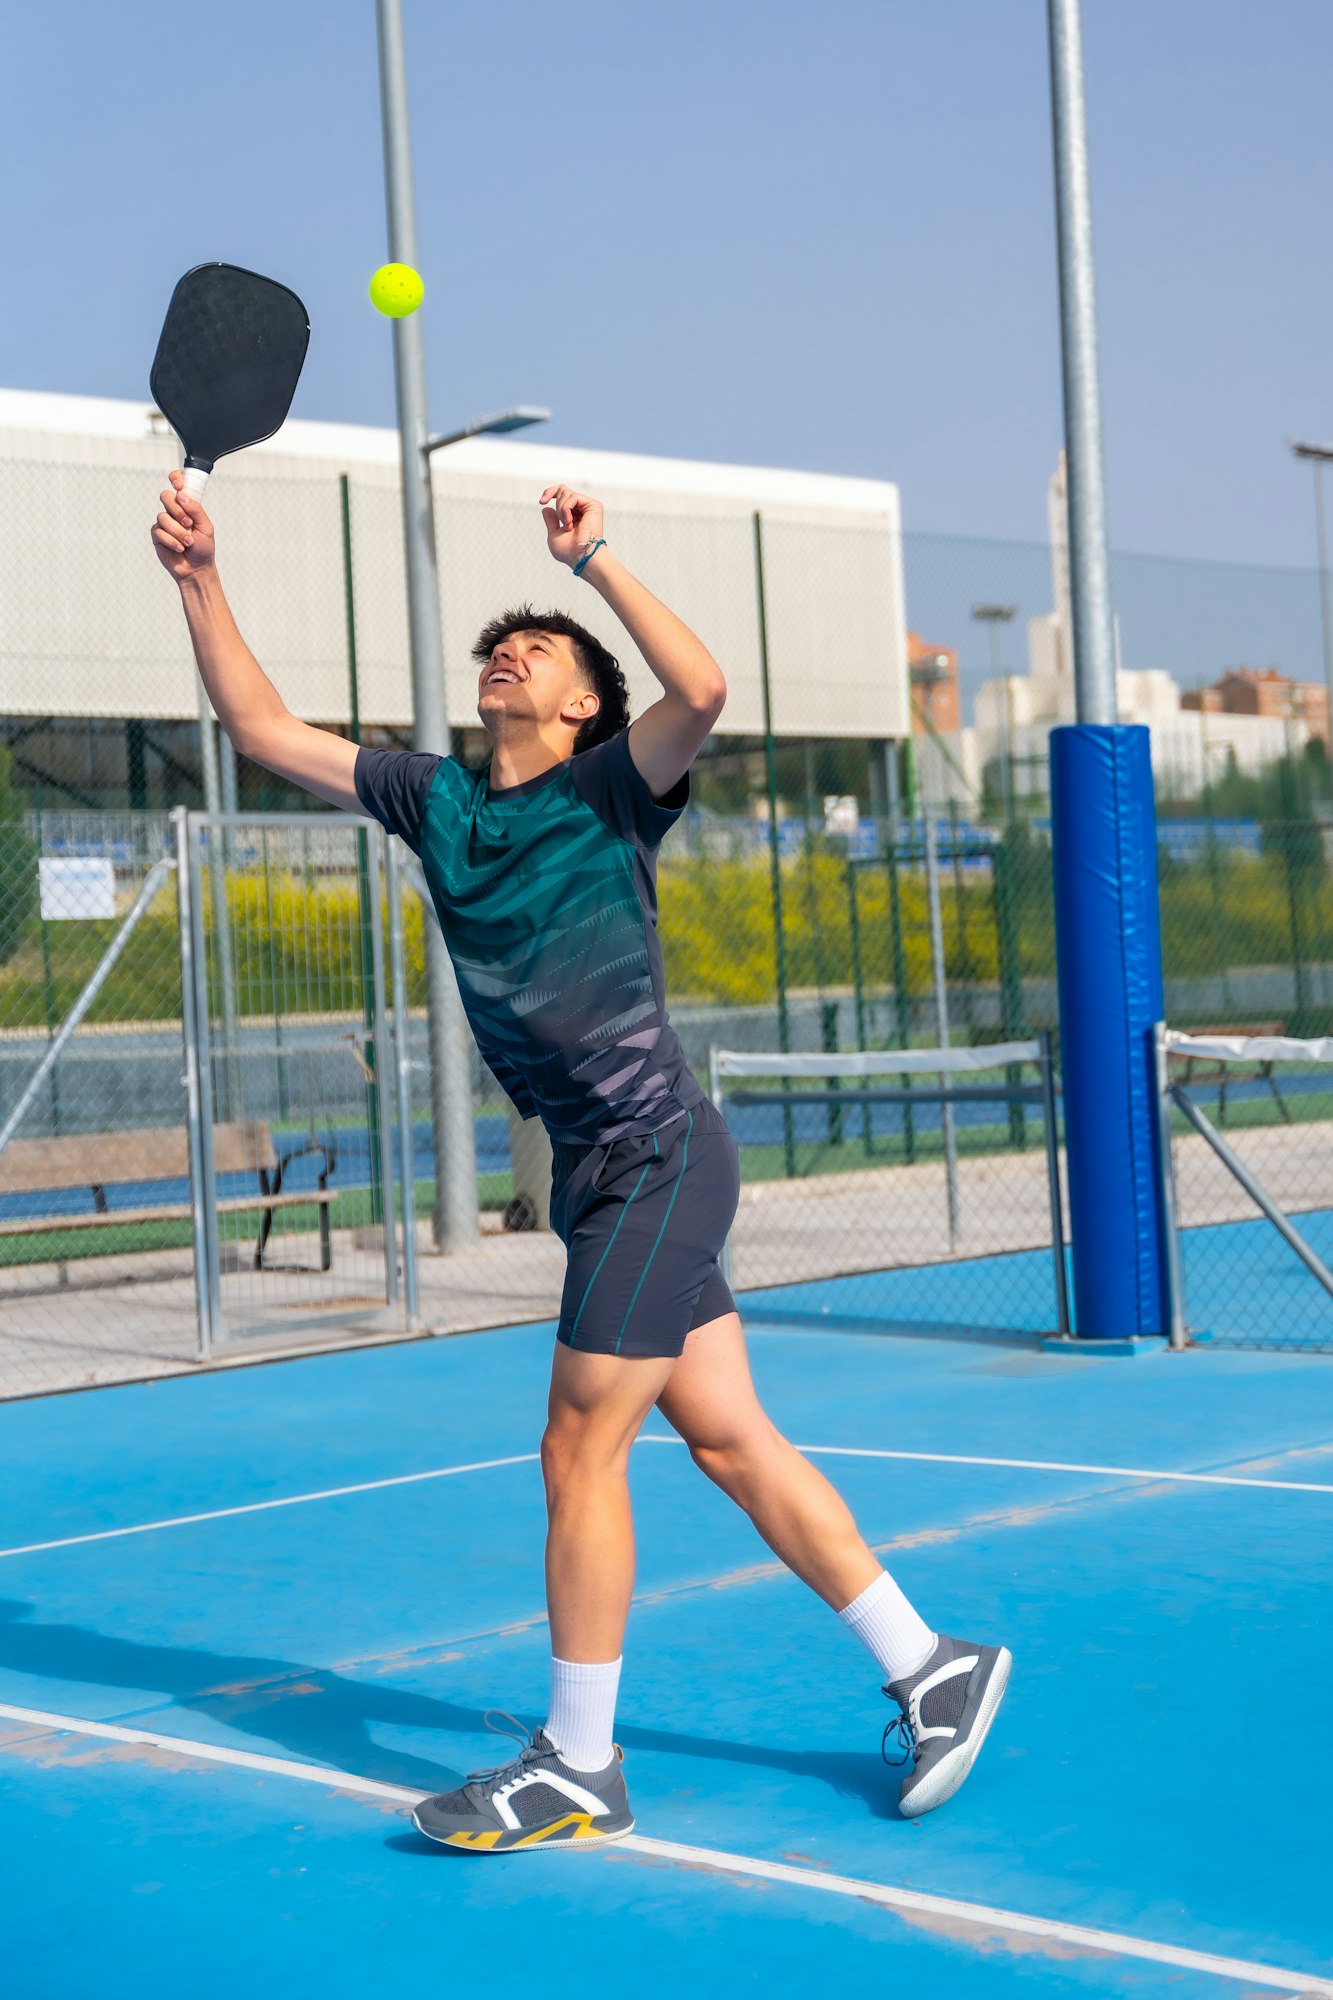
left=34, top=792, right=61, bottom=1136
left=341, top=473, right=384, bottom=1228
left=1281, top=820, right=1311, bottom=1023
left=846, top=861, right=873, bottom=1155
left=886, top=833, right=916, bottom=1163
left=992, top=839, right=1027, bottom=1148
left=948, top=800, right=977, bottom=1040
left=753, top=511, right=795, bottom=1177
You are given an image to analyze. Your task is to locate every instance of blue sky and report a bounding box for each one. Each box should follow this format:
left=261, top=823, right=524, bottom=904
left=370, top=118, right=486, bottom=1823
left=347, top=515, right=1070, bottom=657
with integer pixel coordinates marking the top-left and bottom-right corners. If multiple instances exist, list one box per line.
left=4, top=0, right=1332, bottom=567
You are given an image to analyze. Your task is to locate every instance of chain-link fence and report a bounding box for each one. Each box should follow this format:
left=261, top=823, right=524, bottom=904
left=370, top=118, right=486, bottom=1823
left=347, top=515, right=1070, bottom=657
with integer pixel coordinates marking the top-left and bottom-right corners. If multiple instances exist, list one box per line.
left=4, top=434, right=1333, bottom=1386
left=0, top=796, right=190, bottom=1393
left=1159, top=1028, right=1333, bottom=1353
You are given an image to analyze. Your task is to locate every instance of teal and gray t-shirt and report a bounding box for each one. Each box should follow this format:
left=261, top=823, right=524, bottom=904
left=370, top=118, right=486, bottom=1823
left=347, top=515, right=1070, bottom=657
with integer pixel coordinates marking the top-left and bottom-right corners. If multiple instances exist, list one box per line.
left=354, top=728, right=705, bottom=1147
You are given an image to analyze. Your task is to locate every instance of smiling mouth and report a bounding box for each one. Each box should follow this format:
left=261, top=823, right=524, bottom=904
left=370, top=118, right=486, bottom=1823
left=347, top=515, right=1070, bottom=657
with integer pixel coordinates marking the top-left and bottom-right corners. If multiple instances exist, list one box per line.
left=484, top=669, right=522, bottom=687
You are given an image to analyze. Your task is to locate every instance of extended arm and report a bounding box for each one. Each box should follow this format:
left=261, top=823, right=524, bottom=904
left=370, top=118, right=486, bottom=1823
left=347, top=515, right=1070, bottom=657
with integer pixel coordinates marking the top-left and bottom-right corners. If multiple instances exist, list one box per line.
left=541, top=485, right=726, bottom=797
left=151, top=473, right=361, bottom=813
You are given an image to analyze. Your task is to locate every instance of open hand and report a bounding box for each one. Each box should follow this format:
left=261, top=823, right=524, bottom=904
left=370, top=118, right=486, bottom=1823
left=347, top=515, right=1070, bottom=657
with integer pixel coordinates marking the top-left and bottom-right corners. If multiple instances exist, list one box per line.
left=150, top=470, right=216, bottom=583
left=540, top=485, right=605, bottom=570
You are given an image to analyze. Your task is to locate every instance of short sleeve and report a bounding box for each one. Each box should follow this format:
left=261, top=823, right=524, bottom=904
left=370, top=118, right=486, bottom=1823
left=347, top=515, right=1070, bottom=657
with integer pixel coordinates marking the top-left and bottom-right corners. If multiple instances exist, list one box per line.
left=354, top=747, right=443, bottom=854
left=567, top=725, right=689, bottom=849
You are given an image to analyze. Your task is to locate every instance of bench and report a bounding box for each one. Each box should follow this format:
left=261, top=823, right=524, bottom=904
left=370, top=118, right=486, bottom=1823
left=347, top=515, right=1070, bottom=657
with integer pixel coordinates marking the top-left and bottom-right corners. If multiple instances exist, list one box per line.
left=1177, top=1020, right=1292, bottom=1127
left=0, top=1123, right=336, bottom=1271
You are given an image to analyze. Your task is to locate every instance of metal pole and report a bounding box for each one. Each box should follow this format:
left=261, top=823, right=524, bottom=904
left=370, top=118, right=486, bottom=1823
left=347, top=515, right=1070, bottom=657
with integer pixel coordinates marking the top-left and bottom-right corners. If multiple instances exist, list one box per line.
left=1171, top=1083, right=1333, bottom=1305
left=1153, top=1023, right=1188, bottom=1350
left=176, top=808, right=213, bottom=1359
left=753, top=511, right=795, bottom=1178
left=1314, top=461, right=1333, bottom=757
left=366, top=829, right=398, bottom=1306
left=923, top=812, right=960, bottom=1244
left=884, top=740, right=902, bottom=843
left=375, top=0, right=479, bottom=1253
left=709, top=1044, right=735, bottom=1291
left=385, top=834, right=421, bottom=1327
left=1039, top=1029, right=1072, bottom=1335
left=341, top=473, right=384, bottom=1231
left=187, top=813, right=224, bottom=1346
left=218, top=736, right=239, bottom=816
left=1047, top=0, right=1117, bottom=725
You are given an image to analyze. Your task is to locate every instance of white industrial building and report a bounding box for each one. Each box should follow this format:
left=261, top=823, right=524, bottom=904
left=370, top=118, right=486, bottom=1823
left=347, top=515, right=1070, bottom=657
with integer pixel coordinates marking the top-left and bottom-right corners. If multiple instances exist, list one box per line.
left=0, top=388, right=909, bottom=808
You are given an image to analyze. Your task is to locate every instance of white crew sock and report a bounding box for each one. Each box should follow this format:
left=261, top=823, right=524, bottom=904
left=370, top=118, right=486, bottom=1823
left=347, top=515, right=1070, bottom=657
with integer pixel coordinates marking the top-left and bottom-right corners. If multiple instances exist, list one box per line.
left=545, top=1656, right=622, bottom=1772
left=838, top=1571, right=936, bottom=1682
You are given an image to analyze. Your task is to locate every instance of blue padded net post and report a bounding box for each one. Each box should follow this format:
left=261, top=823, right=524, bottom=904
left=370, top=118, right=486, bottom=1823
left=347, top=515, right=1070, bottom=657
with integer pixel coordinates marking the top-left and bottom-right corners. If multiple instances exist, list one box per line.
left=1050, top=724, right=1170, bottom=1339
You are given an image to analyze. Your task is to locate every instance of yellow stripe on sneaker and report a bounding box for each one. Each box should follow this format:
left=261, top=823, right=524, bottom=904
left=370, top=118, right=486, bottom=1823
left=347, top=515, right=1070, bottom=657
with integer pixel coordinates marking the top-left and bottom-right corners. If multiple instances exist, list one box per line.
left=512, top=1812, right=599, bottom=1847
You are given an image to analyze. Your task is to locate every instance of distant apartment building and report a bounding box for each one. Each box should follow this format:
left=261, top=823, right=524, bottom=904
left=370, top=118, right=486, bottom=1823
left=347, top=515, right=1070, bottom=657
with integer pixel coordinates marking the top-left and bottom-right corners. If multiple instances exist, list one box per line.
left=908, top=633, right=960, bottom=733
left=1182, top=667, right=1329, bottom=748
left=913, top=456, right=1324, bottom=808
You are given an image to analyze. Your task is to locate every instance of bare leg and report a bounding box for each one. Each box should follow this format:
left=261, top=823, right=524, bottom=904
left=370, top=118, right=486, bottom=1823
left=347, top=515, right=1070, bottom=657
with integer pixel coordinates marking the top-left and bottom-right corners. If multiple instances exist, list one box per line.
left=656, top=1311, right=883, bottom=1610
left=543, top=1343, right=676, bottom=1662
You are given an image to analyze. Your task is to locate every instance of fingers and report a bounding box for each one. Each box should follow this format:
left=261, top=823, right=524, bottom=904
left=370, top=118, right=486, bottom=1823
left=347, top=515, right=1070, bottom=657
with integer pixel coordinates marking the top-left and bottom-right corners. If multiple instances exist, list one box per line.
left=162, top=473, right=211, bottom=528
left=156, top=507, right=193, bottom=548
left=538, top=483, right=594, bottom=531
left=151, top=523, right=187, bottom=556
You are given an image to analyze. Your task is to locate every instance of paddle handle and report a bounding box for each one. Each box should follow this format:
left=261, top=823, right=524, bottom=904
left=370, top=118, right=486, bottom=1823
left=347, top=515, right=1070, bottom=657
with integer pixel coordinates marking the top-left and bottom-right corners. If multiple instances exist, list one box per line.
left=181, top=465, right=211, bottom=503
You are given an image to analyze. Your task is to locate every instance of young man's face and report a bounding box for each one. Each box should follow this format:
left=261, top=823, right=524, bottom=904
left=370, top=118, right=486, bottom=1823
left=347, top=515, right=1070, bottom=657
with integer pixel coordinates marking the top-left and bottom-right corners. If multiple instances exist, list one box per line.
left=476, top=629, right=598, bottom=740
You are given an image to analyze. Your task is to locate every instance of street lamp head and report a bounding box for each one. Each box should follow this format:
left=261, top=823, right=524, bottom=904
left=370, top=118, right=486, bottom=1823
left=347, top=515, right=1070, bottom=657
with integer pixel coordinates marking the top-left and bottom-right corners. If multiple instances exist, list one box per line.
left=478, top=405, right=553, bottom=434
left=424, top=405, right=553, bottom=456
left=1290, top=439, right=1333, bottom=464
left=971, top=603, right=1017, bottom=623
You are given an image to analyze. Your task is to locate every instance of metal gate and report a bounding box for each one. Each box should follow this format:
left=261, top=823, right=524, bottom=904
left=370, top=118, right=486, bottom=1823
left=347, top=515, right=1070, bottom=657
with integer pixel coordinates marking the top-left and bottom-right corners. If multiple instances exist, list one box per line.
left=1156, top=1023, right=1333, bottom=1353
left=179, top=810, right=417, bottom=1352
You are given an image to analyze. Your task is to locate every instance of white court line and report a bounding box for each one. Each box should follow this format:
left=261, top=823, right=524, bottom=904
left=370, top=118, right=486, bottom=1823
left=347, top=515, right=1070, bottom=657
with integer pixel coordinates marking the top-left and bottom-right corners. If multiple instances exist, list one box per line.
left=0, top=1454, right=541, bottom=1562
left=639, top=1434, right=1333, bottom=1495
left=0, top=1701, right=1326, bottom=1997
left=5, top=1434, right=1330, bottom=1565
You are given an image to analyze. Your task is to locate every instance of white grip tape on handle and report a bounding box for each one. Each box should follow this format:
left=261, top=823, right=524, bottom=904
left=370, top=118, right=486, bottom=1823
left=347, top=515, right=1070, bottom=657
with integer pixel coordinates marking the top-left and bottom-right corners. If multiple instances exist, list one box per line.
left=181, top=466, right=211, bottom=502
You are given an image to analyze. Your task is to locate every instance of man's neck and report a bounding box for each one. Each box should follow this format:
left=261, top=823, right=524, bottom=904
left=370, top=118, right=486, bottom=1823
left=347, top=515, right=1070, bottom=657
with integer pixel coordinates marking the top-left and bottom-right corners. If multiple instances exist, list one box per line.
left=486, top=725, right=577, bottom=791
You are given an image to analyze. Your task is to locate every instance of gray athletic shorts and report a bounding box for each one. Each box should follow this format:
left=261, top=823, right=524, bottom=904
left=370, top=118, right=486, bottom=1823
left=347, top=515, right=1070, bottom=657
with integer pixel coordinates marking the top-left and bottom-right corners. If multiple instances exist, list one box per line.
left=550, top=1099, right=740, bottom=1358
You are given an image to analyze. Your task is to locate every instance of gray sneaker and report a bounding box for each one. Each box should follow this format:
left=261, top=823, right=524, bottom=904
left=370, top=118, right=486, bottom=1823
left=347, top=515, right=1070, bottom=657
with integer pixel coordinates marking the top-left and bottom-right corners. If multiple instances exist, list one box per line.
left=413, top=1715, right=635, bottom=1854
left=883, top=1633, right=1011, bottom=1817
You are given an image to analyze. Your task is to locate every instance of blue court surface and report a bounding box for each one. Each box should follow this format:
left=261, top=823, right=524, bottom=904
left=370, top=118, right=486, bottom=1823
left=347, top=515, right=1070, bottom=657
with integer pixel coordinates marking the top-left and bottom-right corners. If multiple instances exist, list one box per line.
left=1, top=1311, right=1330, bottom=1999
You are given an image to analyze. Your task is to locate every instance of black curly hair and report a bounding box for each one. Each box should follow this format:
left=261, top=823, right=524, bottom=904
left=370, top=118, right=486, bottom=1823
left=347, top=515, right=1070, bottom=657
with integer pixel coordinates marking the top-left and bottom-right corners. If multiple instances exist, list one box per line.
left=471, top=606, right=630, bottom=753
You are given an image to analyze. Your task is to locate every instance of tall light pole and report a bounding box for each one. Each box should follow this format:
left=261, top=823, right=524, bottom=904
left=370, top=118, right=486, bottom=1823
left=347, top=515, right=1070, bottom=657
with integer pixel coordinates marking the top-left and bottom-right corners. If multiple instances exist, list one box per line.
left=375, top=1, right=561, bottom=1255
left=1047, top=0, right=1117, bottom=726
left=972, top=603, right=1017, bottom=821
left=1289, top=440, right=1333, bottom=768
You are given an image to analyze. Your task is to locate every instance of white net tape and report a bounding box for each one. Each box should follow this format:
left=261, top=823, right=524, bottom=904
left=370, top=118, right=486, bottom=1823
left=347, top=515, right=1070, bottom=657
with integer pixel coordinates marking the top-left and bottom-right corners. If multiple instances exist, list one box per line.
left=1164, top=1031, right=1333, bottom=1065
left=712, top=1040, right=1041, bottom=1080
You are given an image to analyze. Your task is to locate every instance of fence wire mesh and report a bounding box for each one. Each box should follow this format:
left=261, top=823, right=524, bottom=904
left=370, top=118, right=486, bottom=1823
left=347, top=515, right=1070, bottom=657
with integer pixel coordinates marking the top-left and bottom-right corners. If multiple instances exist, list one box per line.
left=4, top=439, right=1333, bottom=1387
left=186, top=814, right=402, bottom=1351
left=1163, top=1033, right=1333, bottom=1353
left=0, top=801, right=190, bottom=1393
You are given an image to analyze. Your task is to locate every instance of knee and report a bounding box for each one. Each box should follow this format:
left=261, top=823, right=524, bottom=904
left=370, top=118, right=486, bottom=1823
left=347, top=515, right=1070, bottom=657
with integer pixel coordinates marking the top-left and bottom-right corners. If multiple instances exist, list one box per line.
left=688, top=1418, right=780, bottom=1497
left=540, top=1415, right=629, bottom=1503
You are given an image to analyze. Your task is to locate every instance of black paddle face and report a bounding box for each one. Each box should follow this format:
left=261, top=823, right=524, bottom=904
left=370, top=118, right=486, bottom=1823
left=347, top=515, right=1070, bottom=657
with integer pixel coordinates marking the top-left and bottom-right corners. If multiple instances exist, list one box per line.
left=150, top=263, right=310, bottom=471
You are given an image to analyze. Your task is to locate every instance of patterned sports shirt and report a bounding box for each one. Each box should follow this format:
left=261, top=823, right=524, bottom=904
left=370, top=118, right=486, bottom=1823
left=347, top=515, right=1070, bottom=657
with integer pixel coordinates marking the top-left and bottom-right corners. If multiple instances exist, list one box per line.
left=354, top=728, right=706, bottom=1147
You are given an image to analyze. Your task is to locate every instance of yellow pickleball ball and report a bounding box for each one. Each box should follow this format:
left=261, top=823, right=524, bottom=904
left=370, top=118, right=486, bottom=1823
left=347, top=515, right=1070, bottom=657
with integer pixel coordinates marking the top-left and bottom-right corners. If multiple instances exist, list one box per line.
left=369, top=263, right=424, bottom=318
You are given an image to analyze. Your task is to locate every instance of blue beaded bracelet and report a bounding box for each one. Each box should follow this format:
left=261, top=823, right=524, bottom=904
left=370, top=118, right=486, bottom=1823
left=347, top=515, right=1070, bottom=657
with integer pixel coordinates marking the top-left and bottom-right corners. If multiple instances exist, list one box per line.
left=573, top=538, right=607, bottom=577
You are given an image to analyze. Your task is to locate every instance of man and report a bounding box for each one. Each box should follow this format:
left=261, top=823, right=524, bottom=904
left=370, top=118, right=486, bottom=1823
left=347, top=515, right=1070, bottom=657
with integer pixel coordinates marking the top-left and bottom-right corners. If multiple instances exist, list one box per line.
left=153, top=473, right=1009, bottom=1852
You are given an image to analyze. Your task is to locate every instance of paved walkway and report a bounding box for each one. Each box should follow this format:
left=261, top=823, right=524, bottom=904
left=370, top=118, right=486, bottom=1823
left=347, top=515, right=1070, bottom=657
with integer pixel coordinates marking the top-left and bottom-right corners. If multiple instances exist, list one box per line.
left=2, top=1118, right=1326, bottom=1399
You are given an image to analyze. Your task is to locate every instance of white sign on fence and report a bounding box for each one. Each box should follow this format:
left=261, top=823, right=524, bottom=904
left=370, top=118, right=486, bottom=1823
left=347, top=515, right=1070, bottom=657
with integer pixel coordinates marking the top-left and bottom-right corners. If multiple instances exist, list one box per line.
left=39, top=856, right=116, bottom=921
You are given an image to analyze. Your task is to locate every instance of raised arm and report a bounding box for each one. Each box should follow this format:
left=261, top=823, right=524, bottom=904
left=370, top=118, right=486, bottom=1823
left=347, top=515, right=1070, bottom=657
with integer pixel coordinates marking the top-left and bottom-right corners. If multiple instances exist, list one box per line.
left=540, top=485, right=726, bottom=797
left=151, top=472, right=361, bottom=813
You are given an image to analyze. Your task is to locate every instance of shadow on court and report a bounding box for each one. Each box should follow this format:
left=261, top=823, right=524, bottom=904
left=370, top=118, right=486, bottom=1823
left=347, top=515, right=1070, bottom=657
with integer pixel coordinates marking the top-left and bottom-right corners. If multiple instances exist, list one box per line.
left=0, top=1600, right=902, bottom=1818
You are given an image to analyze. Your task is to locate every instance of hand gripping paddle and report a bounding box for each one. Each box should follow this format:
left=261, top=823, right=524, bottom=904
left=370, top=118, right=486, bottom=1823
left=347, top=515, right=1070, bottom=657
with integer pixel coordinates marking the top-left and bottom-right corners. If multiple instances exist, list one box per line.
left=150, top=263, right=310, bottom=501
